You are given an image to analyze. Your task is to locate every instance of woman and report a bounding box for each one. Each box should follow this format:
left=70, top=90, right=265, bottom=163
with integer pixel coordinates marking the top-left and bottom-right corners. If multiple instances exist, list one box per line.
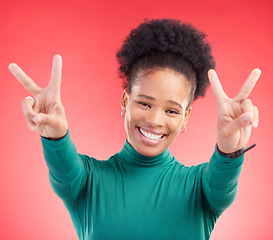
left=9, top=19, right=260, bottom=239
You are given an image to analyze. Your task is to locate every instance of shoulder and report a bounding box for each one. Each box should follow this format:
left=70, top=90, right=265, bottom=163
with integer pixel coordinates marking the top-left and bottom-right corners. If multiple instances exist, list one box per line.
left=78, top=154, right=121, bottom=172
left=169, top=159, right=209, bottom=180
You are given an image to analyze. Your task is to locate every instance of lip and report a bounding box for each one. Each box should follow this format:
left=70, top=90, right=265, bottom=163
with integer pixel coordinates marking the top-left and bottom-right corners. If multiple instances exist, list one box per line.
left=137, top=127, right=167, bottom=146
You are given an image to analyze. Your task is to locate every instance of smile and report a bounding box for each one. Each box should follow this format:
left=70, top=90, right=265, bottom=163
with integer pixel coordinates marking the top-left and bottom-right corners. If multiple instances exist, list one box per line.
left=138, top=127, right=165, bottom=141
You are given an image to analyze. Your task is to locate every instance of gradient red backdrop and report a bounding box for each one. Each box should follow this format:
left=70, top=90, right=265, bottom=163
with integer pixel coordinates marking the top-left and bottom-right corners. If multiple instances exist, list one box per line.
left=1, top=0, right=272, bottom=239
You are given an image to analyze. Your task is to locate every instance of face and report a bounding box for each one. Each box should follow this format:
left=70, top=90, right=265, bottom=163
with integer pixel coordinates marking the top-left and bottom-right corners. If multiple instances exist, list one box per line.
left=121, top=69, right=192, bottom=157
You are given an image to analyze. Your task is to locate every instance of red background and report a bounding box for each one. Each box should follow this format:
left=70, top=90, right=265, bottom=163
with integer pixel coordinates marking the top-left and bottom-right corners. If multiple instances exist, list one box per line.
left=1, top=0, right=273, bottom=239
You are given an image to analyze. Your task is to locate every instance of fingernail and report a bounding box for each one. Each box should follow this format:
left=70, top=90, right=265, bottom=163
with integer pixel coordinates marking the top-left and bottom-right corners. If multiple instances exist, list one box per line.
left=33, top=115, right=42, bottom=123
left=29, top=124, right=35, bottom=131
left=244, top=115, right=250, bottom=122
left=8, top=63, right=14, bottom=71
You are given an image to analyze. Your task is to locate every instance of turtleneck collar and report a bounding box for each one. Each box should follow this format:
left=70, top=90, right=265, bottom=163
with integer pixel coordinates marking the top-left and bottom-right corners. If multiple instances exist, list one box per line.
left=114, top=140, right=175, bottom=167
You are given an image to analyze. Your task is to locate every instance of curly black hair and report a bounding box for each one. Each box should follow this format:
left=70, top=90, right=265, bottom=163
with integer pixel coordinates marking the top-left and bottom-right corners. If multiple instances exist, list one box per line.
left=116, top=19, right=215, bottom=103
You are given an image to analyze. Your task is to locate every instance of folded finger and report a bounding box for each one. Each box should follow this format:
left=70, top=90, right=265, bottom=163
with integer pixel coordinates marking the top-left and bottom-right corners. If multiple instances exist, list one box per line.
left=253, top=106, right=259, bottom=128
left=241, top=99, right=253, bottom=119
left=25, top=96, right=35, bottom=107
left=32, top=113, right=68, bottom=138
left=223, top=113, right=252, bottom=138
left=33, top=113, right=60, bottom=129
left=21, top=98, right=37, bottom=130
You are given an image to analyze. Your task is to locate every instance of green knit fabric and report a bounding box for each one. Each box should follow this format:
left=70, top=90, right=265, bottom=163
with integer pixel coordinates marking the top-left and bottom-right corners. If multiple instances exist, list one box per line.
left=41, top=131, right=244, bottom=240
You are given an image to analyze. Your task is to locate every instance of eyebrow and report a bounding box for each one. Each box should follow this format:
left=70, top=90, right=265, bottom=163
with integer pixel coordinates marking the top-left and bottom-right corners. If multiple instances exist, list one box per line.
left=167, top=99, right=183, bottom=109
left=137, top=94, right=183, bottom=109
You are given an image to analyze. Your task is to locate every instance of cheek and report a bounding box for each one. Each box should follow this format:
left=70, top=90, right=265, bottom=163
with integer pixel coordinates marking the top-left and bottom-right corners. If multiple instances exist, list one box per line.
left=124, top=104, right=140, bottom=131
left=168, top=117, right=184, bottom=134
left=173, top=120, right=183, bottom=133
left=126, top=103, right=143, bottom=122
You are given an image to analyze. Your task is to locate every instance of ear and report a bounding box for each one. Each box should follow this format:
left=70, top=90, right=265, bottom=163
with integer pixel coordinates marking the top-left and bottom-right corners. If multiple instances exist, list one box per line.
left=121, top=90, right=129, bottom=112
left=183, top=107, right=192, bottom=127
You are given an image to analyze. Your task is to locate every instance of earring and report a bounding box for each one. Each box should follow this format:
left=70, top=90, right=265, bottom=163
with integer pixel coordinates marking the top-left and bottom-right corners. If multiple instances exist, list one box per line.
left=180, top=126, right=187, bottom=133
left=121, top=110, right=125, bottom=118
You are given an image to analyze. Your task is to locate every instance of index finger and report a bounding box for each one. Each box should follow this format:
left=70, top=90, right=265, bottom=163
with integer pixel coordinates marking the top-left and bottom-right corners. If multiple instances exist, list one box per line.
left=208, top=69, right=228, bottom=105
left=8, top=63, right=41, bottom=95
left=234, top=68, right=261, bottom=102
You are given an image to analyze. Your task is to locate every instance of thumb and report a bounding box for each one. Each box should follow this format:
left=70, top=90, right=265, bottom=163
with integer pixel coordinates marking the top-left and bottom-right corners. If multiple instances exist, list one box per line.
left=32, top=113, right=66, bottom=131
left=32, top=113, right=68, bottom=139
left=224, top=113, right=252, bottom=135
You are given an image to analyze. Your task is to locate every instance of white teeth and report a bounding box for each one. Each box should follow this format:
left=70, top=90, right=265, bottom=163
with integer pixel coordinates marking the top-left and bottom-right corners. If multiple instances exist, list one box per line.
left=139, top=128, right=163, bottom=141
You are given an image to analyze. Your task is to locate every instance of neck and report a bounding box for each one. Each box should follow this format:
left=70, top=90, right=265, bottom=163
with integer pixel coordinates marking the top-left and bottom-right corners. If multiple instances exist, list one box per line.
left=114, top=140, right=175, bottom=167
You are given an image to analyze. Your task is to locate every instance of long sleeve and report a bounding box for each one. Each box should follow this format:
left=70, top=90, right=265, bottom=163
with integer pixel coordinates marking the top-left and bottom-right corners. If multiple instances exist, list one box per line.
left=41, top=131, right=89, bottom=207
left=201, top=146, right=244, bottom=216
left=38, top=138, right=245, bottom=239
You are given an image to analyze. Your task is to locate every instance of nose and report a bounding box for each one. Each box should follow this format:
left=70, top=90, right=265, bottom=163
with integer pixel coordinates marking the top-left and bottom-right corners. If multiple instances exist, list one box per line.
left=145, top=109, right=165, bottom=128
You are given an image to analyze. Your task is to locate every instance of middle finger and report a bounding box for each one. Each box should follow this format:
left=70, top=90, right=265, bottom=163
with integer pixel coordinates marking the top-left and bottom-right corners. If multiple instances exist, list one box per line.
left=234, top=68, right=261, bottom=102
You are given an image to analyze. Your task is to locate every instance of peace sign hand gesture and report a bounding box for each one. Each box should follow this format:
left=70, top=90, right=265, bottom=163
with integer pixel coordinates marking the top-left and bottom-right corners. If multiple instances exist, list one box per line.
left=9, top=55, right=68, bottom=139
left=208, top=68, right=261, bottom=154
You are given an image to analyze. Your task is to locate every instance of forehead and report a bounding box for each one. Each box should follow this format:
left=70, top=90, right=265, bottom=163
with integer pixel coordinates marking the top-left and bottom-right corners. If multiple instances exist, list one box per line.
left=131, top=69, right=190, bottom=102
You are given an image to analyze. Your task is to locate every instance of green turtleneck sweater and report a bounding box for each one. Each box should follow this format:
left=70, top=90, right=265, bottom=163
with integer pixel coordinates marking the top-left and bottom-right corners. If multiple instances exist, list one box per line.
left=41, top=131, right=244, bottom=240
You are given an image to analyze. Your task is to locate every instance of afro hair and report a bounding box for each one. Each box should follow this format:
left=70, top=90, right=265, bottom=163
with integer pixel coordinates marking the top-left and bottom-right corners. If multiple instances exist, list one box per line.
left=116, top=19, right=215, bottom=101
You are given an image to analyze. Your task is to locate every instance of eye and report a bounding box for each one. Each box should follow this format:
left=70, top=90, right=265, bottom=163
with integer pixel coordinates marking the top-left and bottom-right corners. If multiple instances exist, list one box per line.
left=137, top=102, right=151, bottom=108
left=166, top=109, right=179, bottom=115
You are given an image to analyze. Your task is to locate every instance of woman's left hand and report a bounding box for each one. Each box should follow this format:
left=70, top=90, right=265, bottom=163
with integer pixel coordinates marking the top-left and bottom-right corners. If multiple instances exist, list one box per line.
left=208, top=69, right=261, bottom=154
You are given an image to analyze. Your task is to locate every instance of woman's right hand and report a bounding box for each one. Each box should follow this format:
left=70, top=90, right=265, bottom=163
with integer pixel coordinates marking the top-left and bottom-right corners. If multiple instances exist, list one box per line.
left=9, top=55, right=68, bottom=139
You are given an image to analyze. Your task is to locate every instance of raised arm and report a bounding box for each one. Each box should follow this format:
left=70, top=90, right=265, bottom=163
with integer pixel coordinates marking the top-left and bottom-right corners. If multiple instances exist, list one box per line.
left=8, top=55, right=68, bottom=139
left=208, top=68, right=261, bottom=154
left=202, top=69, right=261, bottom=215
left=9, top=55, right=87, bottom=206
